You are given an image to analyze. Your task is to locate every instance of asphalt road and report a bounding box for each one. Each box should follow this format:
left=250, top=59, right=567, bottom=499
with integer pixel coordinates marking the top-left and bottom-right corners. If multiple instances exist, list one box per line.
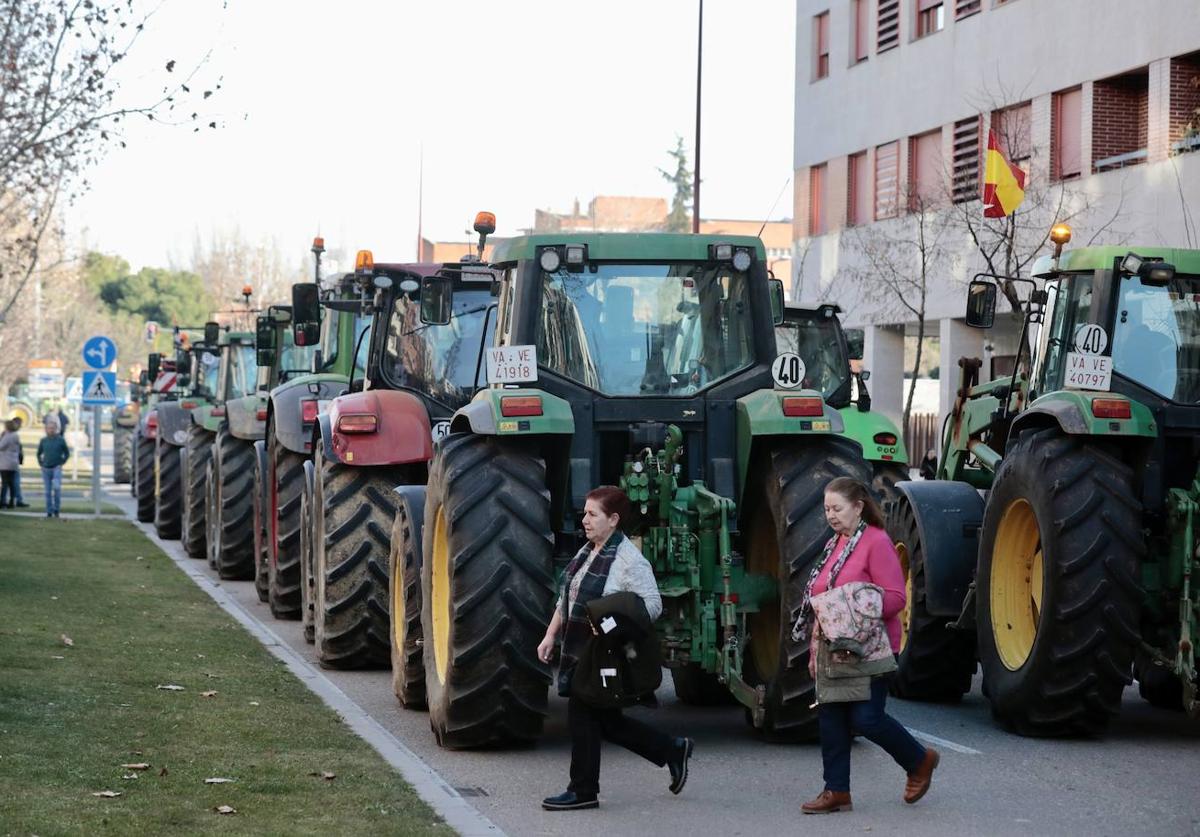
left=101, top=472, right=1200, bottom=837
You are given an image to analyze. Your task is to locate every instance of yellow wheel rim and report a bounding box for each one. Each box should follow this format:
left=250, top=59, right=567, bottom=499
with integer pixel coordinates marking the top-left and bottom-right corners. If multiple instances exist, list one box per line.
left=431, top=507, right=451, bottom=684
left=391, top=544, right=405, bottom=655
left=746, top=507, right=781, bottom=680
left=896, top=541, right=912, bottom=653
left=990, top=498, right=1043, bottom=671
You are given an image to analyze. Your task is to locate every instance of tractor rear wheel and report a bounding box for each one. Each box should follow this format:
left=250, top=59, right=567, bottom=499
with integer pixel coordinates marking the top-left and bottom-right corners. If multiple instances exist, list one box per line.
left=181, top=425, right=212, bottom=560
left=299, top=460, right=316, bottom=643
left=252, top=442, right=270, bottom=602
left=312, top=447, right=404, bottom=669
left=742, top=437, right=871, bottom=741
left=886, top=494, right=975, bottom=701
left=421, top=433, right=554, bottom=748
left=670, top=665, right=736, bottom=706
left=113, top=428, right=133, bottom=483
left=135, top=432, right=155, bottom=521
left=977, top=427, right=1142, bottom=737
left=212, top=428, right=256, bottom=580
left=153, top=438, right=183, bottom=540
left=268, top=431, right=306, bottom=620
left=872, top=461, right=910, bottom=517
left=389, top=486, right=427, bottom=708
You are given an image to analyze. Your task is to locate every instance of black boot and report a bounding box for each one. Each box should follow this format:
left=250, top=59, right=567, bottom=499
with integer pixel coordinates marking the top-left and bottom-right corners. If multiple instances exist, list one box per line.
left=542, top=791, right=598, bottom=811
left=668, top=737, right=694, bottom=794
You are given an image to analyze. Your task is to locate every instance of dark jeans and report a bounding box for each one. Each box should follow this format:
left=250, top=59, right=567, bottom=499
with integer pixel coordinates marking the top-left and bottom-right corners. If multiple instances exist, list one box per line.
left=0, top=470, right=14, bottom=506
left=818, top=675, right=926, bottom=793
left=567, top=695, right=675, bottom=797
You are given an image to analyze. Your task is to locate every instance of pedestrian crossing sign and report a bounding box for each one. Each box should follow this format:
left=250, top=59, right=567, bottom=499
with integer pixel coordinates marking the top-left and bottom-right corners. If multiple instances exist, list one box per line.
left=81, top=370, right=118, bottom=405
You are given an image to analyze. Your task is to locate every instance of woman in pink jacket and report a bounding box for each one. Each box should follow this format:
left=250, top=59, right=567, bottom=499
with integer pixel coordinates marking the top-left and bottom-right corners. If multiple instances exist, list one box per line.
left=797, top=477, right=939, bottom=814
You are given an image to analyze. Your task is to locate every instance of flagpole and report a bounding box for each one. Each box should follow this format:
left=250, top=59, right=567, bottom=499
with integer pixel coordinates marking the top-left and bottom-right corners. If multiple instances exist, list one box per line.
left=416, top=144, right=424, bottom=261
left=692, top=0, right=703, bottom=234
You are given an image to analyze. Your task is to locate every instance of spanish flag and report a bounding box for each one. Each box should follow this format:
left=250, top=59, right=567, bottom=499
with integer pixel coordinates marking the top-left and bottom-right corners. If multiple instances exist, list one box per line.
left=982, top=130, right=1026, bottom=218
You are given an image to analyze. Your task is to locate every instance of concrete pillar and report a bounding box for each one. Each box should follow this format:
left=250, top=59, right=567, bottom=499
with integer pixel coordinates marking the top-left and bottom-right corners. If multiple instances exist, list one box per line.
left=863, top=324, right=905, bottom=428
left=939, top=317, right=986, bottom=428
left=1080, top=81, right=1094, bottom=175
left=1147, top=57, right=1171, bottom=163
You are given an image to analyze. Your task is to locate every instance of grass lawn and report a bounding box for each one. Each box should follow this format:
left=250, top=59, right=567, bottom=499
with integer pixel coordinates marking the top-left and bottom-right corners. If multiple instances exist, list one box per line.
left=0, top=517, right=450, bottom=836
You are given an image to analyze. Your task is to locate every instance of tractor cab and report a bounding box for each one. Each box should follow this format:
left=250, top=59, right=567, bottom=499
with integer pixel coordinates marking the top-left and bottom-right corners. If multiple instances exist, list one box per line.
left=774, top=303, right=853, bottom=408
left=254, top=305, right=316, bottom=391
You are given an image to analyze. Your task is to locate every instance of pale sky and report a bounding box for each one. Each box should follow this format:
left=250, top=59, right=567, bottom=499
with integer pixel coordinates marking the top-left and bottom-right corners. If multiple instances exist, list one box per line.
left=67, top=1, right=796, bottom=274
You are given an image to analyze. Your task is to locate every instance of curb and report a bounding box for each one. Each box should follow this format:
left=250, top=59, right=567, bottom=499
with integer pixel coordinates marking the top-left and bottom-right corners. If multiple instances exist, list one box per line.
left=118, top=498, right=505, bottom=837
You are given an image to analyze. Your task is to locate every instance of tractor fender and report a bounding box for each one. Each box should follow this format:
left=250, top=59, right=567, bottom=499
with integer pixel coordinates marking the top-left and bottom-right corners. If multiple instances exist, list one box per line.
left=447, top=388, right=575, bottom=437
left=225, top=394, right=267, bottom=442
left=321, top=389, right=433, bottom=468
left=1009, top=391, right=1157, bottom=440
left=253, top=439, right=268, bottom=521
left=838, top=406, right=909, bottom=466
left=268, top=373, right=349, bottom=456
left=154, top=401, right=195, bottom=448
left=189, top=403, right=222, bottom=434
left=735, top=388, right=848, bottom=499
left=896, top=480, right=986, bottom=617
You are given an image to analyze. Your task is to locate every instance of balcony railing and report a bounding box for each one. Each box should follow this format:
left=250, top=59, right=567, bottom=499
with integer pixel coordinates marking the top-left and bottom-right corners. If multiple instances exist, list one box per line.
left=1171, top=133, right=1200, bottom=156
left=1094, top=148, right=1148, bottom=173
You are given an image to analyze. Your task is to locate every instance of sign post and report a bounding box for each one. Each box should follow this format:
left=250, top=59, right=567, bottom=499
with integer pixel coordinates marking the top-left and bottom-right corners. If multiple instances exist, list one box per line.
left=81, top=336, right=118, bottom=517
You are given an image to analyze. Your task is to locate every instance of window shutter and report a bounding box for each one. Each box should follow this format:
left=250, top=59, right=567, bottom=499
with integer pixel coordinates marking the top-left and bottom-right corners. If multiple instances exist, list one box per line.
left=955, top=0, right=981, bottom=18
left=874, top=141, right=899, bottom=219
left=952, top=116, right=981, bottom=204
left=877, top=0, right=899, bottom=53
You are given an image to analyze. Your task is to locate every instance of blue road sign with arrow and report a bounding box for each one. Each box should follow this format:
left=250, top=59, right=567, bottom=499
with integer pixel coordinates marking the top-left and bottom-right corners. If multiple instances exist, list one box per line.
left=82, top=335, right=118, bottom=370
left=81, top=370, right=118, bottom=405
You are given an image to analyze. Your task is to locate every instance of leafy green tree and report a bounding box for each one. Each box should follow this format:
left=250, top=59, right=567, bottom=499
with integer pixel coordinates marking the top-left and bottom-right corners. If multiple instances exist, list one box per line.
left=659, top=136, right=693, bottom=233
left=83, top=252, right=214, bottom=330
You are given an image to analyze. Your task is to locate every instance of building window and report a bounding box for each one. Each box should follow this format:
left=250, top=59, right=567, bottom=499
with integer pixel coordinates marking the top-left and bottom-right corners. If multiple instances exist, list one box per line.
left=1170, top=52, right=1200, bottom=154
left=916, top=0, right=944, bottom=37
left=991, top=101, right=1032, bottom=170
left=848, top=151, right=871, bottom=225
left=955, top=0, right=981, bottom=18
left=814, top=12, right=830, bottom=79
left=877, top=0, right=899, bottom=53
left=1052, top=87, right=1082, bottom=180
left=1093, top=68, right=1149, bottom=172
left=874, top=141, right=899, bottom=220
left=952, top=115, right=982, bottom=203
left=809, top=164, right=827, bottom=235
left=852, top=0, right=869, bottom=63
left=909, top=129, right=943, bottom=208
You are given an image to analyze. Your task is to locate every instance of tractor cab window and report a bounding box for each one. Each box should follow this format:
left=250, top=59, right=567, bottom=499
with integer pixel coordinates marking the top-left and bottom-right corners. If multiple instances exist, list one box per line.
left=383, top=286, right=494, bottom=409
left=320, top=309, right=370, bottom=377
left=1039, top=274, right=1093, bottom=391
left=1112, top=274, right=1200, bottom=402
left=774, top=312, right=851, bottom=403
left=228, top=344, right=257, bottom=399
left=279, top=326, right=316, bottom=383
left=196, top=350, right=220, bottom=398
left=537, top=262, right=754, bottom=396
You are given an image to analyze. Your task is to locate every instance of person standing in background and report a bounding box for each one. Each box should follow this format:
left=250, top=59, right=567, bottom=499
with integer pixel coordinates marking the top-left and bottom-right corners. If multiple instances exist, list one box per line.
left=0, top=419, right=20, bottom=508
left=37, top=418, right=70, bottom=518
left=10, top=416, right=29, bottom=507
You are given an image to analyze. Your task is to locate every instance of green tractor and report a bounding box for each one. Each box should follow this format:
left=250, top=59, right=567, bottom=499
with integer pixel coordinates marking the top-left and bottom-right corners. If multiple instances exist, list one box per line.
left=775, top=303, right=909, bottom=509
left=261, top=256, right=371, bottom=620
left=403, top=231, right=872, bottom=748
left=889, top=230, right=1200, bottom=732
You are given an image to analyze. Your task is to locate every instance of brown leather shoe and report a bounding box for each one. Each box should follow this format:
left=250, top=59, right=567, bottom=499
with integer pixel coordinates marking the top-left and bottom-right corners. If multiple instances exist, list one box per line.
left=904, top=747, right=940, bottom=804
left=801, top=790, right=853, bottom=814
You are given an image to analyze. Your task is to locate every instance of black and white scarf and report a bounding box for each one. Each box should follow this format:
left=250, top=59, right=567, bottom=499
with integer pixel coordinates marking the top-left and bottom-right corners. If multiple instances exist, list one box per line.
left=559, top=530, right=625, bottom=676
left=790, top=520, right=868, bottom=643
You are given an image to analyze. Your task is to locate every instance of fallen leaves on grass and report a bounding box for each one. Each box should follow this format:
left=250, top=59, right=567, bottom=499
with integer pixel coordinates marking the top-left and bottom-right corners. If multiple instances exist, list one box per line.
left=200, top=690, right=218, bottom=698
left=120, top=763, right=150, bottom=770
left=159, top=767, right=169, bottom=777
left=156, top=684, right=185, bottom=691
left=50, top=655, right=65, bottom=660
left=248, top=701, right=260, bottom=706
left=61, top=634, right=74, bottom=647
left=205, top=777, right=234, bottom=784
left=214, top=805, right=237, bottom=815
left=92, top=791, right=121, bottom=798
left=121, top=773, right=139, bottom=781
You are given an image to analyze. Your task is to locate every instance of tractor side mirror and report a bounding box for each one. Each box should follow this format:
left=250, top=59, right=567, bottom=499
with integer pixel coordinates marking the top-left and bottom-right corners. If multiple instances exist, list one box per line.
left=255, top=316, right=277, bottom=368
left=420, top=275, right=453, bottom=326
left=148, top=353, right=161, bottom=380
left=768, top=278, right=785, bottom=326
left=965, top=281, right=997, bottom=329
left=204, top=321, right=221, bottom=345
left=291, top=282, right=322, bottom=340
left=845, top=328, right=864, bottom=361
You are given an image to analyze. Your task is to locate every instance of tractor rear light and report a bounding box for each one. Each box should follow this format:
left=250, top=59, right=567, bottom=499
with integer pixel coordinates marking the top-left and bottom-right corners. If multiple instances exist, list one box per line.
left=500, top=396, right=543, bottom=417
left=782, top=396, right=824, bottom=417
left=336, top=413, right=377, bottom=434
left=1091, top=398, right=1131, bottom=419
left=146, top=414, right=158, bottom=439
left=211, top=406, right=226, bottom=417
left=873, top=432, right=898, bottom=446
left=301, top=399, right=319, bottom=423
left=256, top=408, right=268, bottom=421
left=181, top=400, right=197, bottom=409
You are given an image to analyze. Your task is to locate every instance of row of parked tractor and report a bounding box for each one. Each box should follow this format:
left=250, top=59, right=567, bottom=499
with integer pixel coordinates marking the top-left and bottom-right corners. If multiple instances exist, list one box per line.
left=115, top=217, right=1197, bottom=752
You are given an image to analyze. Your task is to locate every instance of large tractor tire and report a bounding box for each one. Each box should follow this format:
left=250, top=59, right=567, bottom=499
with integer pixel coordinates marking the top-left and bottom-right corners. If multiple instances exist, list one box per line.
left=299, top=460, right=317, bottom=644
left=153, top=438, right=183, bottom=540
left=389, top=485, right=428, bottom=708
left=268, top=431, right=306, bottom=620
left=211, top=428, right=256, bottom=580
left=135, top=432, right=155, bottom=521
left=421, top=433, right=554, bottom=749
left=872, top=461, right=910, bottom=518
left=742, top=437, right=871, bottom=741
left=113, top=427, right=133, bottom=484
left=976, top=427, right=1142, bottom=737
left=670, top=665, right=737, bottom=706
left=181, top=425, right=212, bottom=560
left=886, top=495, right=976, bottom=701
left=252, top=441, right=270, bottom=603
left=312, top=446, right=404, bottom=669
